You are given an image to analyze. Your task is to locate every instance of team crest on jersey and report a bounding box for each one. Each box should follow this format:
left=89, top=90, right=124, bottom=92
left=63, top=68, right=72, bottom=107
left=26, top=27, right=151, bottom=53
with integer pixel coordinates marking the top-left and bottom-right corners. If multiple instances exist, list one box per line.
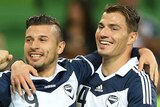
left=64, top=84, right=74, bottom=100
left=105, top=95, right=119, bottom=107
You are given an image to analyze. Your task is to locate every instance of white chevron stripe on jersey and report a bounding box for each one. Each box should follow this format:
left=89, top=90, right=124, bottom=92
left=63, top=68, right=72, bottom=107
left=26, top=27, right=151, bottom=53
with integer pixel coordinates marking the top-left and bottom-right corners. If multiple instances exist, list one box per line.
left=133, top=66, right=152, bottom=105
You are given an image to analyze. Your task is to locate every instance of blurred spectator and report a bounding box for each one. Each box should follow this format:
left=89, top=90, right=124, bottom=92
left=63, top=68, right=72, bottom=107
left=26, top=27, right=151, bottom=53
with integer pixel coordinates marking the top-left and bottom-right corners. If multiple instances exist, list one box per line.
left=61, top=0, right=96, bottom=58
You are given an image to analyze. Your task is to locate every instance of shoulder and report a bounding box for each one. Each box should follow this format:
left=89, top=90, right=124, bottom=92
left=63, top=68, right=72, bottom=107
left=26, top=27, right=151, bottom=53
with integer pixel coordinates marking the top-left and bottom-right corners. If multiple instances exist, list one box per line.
left=0, top=70, right=11, bottom=79
left=127, top=66, right=157, bottom=106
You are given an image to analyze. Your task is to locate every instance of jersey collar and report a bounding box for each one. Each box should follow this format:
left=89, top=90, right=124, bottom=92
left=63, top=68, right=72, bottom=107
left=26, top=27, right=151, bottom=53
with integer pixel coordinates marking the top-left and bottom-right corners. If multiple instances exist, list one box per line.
left=30, top=64, right=67, bottom=81
left=96, top=57, right=139, bottom=80
left=115, top=57, right=138, bottom=77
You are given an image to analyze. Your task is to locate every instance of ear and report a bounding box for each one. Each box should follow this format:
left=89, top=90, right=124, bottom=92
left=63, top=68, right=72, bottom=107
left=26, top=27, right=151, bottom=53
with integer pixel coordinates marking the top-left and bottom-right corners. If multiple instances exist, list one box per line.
left=128, top=32, right=139, bottom=45
left=57, top=41, right=66, bottom=55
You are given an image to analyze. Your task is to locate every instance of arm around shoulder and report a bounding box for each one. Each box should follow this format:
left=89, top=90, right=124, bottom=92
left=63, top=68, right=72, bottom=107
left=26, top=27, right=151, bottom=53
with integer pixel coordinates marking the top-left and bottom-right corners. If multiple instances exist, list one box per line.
left=128, top=71, right=157, bottom=107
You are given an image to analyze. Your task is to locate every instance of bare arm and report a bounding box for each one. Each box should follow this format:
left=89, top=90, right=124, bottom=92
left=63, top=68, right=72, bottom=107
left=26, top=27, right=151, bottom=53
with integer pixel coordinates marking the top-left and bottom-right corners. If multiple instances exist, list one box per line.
left=11, top=48, right=159, bottom=96
left=138, top=48, right=159, bottom=87
left=11, top=60, right=38, bottom=96
left=0, top=50, right=13, bottom=71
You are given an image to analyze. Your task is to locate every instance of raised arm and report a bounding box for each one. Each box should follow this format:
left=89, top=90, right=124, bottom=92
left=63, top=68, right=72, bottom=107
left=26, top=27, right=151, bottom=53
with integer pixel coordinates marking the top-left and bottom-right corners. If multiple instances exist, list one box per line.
left=0, top=50, right=13, bottom=71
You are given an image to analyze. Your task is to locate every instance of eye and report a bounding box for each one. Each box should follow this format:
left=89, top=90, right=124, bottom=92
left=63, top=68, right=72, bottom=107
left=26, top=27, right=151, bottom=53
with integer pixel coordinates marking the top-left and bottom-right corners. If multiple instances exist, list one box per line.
left=40, top=37, right=48, bottom=42
left=111, top=26, right=119, bottom=31
left=25, top=38, right=32, bottom=42
left=98, top=24, right=104, bottom=29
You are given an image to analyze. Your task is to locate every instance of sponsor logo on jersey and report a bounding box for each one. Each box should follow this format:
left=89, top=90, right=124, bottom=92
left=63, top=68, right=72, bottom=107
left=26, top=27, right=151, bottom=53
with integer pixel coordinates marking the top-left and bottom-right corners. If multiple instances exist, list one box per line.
left=95, top=84, right=103, bottom=92
left=64, top=84, right=74, bottom=100
left=105, top=95, right=119, bottom=107
left=44, top=84, right=56, bottom=89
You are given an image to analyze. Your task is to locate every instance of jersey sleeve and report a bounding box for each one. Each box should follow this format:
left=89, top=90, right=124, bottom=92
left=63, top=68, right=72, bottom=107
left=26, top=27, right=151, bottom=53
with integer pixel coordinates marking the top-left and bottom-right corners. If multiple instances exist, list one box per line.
left=131, top=47, right=140, bottom=58
left=128, top=71, right=157, bottom=107
left=70, top=55, right=97, bottom=84
left=0, top=71, right=11, bottom=107
left=84, top=51, right=102, bottom=71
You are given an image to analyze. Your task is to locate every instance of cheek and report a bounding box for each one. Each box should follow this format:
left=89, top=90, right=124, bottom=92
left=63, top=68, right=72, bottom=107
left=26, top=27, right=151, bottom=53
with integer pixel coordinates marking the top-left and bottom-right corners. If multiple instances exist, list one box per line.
left=118, top=32, right=129, bottom=41
left=24, top=44, right=29, bottom=53
left=116, top=36, right=129, bottom=48
left=95, top=30, right=100, bottom=40
left=47, top=44, right=58, bottom=55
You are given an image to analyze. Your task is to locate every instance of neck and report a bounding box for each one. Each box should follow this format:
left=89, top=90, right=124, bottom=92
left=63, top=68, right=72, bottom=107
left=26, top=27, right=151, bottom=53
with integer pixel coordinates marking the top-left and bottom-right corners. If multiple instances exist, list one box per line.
left=102, top=49, right=131, bottom=76
left=38, top=61, right=57, bottom=77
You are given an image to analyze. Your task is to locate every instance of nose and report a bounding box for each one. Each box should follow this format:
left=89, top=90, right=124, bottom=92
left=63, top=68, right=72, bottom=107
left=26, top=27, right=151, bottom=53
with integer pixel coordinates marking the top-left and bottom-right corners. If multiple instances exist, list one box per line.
left=100, top=27, right=110, bottom=37
left=30, top=40, right=40, bottom=50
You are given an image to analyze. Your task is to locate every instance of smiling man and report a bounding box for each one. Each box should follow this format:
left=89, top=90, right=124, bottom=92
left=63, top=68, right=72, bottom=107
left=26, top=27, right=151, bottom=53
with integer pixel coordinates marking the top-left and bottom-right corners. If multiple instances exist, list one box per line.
left=0, top=8, right=158, bottom=107
left=77, top=4, right=157, bottom=107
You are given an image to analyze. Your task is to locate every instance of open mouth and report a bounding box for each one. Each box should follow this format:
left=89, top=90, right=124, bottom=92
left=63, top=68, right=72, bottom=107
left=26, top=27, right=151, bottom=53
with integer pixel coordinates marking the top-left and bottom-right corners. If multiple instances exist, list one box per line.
left=29, top=52, right=44, bottom=61
left=99, top=40, right=113, bottom=45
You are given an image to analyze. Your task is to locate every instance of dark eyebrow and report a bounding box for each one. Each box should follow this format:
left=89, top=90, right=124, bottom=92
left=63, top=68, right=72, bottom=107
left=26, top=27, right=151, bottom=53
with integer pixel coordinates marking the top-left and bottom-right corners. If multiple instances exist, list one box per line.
left=25, top=36, right=32, bottom=39
left=98, top=22, right=104, bottom=26
left=109, top=24, right=121, bottom=28
left=39, top=35, right=48, bottom=38
left=26, top=35, right=48, bottom=38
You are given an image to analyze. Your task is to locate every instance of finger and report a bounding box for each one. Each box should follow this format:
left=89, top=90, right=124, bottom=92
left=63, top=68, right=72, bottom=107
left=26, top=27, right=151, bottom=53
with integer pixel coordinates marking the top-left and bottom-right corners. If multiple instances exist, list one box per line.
left=19, top=76, right=32, bottom=96
left=25, top=65, right=37, bottom=94
left=138, top=57, right=144, bottom=71
left=17, top=81, right=23, bottom=96
left=29, top=66, right=38, bottom=76
left=0, top=62, right=9, bottom=71
left=8, top=54, right=13, bottom=61
left=153, top=67, right=159, bottom=87
left=148, top=63, right=155, bottom=81
left=11, top=79, right=16, bottom=93
left=14, top=78, right=23, bottom=96
left=25, top=76, right=36, bottom=94
left=0, top=51, right=9, bottom=64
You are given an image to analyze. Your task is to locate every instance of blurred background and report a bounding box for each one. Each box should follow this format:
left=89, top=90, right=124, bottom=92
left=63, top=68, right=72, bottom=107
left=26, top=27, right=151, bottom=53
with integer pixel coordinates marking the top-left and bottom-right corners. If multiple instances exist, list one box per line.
left=0, top=0, right=160, bottom=104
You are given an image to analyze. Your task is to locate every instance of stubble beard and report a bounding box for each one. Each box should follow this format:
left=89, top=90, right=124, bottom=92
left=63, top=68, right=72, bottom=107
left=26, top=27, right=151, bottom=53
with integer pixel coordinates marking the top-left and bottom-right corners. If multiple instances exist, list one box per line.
left=25, top=57, right=55, bottom=73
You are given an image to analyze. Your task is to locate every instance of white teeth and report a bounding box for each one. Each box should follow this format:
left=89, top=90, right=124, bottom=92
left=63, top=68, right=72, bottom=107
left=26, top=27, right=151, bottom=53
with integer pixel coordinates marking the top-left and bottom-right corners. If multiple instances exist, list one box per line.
left=100, top=41, right=111, bottom=45
left=31, top=55, right=41, bottom=57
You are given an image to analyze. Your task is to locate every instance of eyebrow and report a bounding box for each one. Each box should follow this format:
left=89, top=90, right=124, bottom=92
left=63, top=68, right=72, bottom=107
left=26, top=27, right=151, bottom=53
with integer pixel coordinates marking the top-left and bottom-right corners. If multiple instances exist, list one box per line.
left=26, top=35, right=48, bottom=38
left=98, top=22, right=104, bottom=26
left=98, top=22, right=121, bottom=29
left=25, top=35, right=32, bottom=39
left=109, top=24, right=121, bottom=28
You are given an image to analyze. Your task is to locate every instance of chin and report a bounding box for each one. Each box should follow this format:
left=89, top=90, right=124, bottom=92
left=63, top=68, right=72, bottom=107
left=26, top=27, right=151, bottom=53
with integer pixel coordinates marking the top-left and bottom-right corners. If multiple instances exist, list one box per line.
left=98, top=49, right=105, bottom=54
left=98, top=50, right=110, bottom=56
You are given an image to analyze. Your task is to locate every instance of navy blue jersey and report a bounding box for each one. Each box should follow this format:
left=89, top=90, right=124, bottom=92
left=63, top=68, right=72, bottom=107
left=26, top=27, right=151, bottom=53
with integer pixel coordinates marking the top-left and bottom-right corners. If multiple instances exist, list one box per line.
left=0, top=48, right=141, bottom=107
left=0, top=55, right=98, bottom=107
left=77, top=57, right=157, bottom=107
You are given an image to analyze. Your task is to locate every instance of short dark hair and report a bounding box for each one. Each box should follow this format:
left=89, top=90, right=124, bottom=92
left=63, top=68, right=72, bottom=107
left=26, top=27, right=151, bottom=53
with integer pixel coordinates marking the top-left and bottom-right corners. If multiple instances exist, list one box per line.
left=26, top=15, right=63, bottom=41
left=104, top=4, right=140, bottom=33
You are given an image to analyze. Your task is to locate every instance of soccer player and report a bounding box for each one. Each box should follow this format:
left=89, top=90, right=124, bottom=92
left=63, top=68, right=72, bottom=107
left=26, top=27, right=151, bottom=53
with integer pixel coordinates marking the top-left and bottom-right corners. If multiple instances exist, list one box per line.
left=0, top=15, right=96, bottom=106
left=76, top=4, right=157, bottom=106
left=0, top=14, right=158, bottom=106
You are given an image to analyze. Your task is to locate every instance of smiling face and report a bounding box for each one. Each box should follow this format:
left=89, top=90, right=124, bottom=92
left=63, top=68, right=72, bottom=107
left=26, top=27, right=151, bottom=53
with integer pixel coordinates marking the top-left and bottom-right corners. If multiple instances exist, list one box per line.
left=24, top=25, right=65, bottom=72
left=95, top=12, right=137, bottom=58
